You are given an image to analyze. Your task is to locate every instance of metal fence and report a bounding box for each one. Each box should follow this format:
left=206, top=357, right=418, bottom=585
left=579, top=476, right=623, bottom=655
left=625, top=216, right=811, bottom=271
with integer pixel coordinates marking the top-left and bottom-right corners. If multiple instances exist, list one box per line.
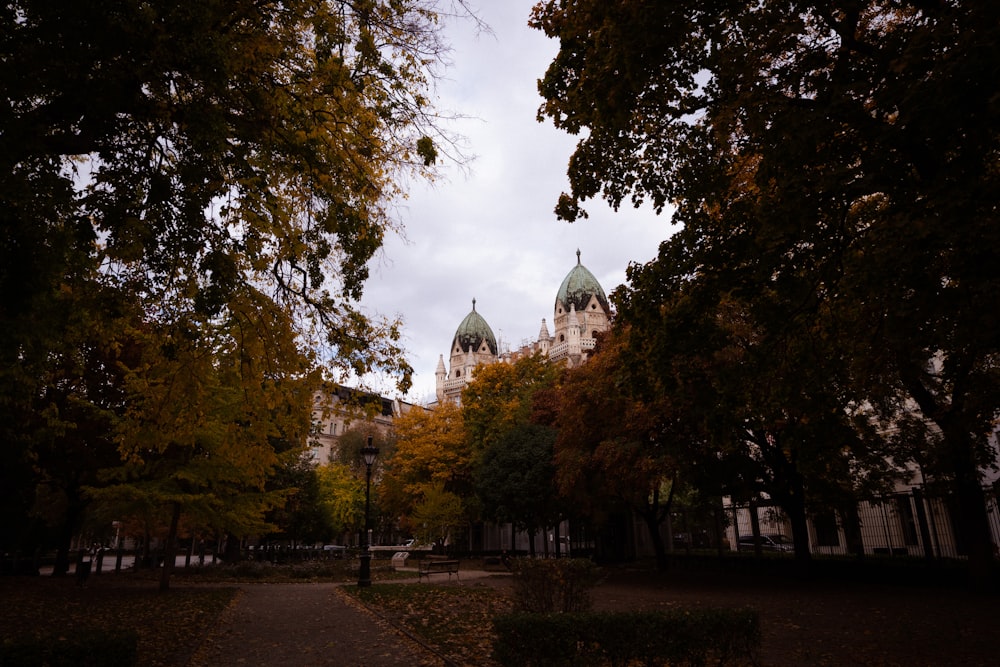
left=724, top=487, right=1000, bottom=560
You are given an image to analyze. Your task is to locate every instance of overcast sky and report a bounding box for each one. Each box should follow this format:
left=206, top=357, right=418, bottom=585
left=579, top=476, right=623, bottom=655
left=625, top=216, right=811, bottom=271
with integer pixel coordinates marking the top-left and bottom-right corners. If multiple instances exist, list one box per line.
left=358, top=1, right=676, bottom=404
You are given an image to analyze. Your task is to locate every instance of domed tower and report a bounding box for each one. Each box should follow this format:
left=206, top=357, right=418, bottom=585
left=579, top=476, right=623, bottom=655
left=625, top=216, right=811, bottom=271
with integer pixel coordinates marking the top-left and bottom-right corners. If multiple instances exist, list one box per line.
left=436, top=298, right=498, bottom=403
left=550, top=250, right=611, bottom=367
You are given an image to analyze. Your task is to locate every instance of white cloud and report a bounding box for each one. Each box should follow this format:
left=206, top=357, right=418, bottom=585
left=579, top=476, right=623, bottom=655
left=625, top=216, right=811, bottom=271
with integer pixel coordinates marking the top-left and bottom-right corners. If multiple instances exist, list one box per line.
left=358, top=0, right=676, bottom=403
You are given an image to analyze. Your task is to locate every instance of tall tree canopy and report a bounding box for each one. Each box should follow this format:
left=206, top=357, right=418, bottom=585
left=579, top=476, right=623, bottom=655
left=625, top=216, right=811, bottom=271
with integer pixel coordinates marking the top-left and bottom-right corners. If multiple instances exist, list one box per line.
left=555, top=325, right=694, bottom=569
left=462, top=353, right=563, bottom=458
left=2, top=0, right=456, bottom=389
left=463, top=354, right=563, bottom=554
left=476, top=421, right=560, bottom=555
left=533, top=1, right=1000, bottom=578
left=1, top=0, right=472, bottom=562
left=380, top=401, right=473, bottom=535
left=89, top=299, right=315, bottom=589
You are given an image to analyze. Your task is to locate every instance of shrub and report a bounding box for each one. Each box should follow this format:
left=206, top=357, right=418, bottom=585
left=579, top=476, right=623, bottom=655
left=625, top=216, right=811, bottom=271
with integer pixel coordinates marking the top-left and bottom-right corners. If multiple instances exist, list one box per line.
left=224, top=560, right=274, bottom=579
left=492, top=609, right=760, bottom=667
left=509, top=558, right=600, bottom=613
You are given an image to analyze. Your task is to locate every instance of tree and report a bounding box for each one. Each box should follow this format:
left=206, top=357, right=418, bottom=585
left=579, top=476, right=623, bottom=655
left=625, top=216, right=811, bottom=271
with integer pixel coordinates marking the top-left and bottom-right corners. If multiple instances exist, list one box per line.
left=614, top=281, right=903, bottom=565
left=411, top=482, right=466, bottom=551
left=2, top=0, right=461, bottom=390
left=264, top=457, right=332, bottom=546
left=462, top=354, right=564, bottom=553
left=333, top=426, right=395, bottom=475
left=380, top=401, right=473, bottom=535
left=533, top=1, right=1000, bottom=581
left=89, top=292, right=316, bottom=590
left=554, top=326, right=690, bottom=569
left=315, top=463, right=366, bottom=543
left=462, top=354, right=563, bottom=458
left=1, top=0, right=476, bottom=566
left=331, top=426, right=394, bottom=542
left=0, top=240, right=142, bottom=569
left=475, top=423, right=560, bottom=557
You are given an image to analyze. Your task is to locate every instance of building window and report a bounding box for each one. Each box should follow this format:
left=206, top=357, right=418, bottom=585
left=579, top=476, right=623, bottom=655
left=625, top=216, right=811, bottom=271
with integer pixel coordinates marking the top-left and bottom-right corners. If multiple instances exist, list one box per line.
left=329, top=422, right=337, bottom=435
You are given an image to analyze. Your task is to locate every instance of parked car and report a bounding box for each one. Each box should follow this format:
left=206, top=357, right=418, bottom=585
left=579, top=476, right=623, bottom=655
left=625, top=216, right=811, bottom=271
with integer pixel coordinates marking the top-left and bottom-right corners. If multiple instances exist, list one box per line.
left=737, top=534, right=794, bottom=552
left=322, top=544, right=346, bottom=559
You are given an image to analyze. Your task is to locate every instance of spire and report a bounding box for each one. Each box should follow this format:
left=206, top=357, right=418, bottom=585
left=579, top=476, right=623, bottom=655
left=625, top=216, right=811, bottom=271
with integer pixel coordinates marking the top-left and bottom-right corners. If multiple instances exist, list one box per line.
left=436, top=354, right=446, bottom=375
left=538, top=318, right=551, bottom=340
left=472, top=297, right=476, bottom=312
left=576, top=248, right=581, bottom=265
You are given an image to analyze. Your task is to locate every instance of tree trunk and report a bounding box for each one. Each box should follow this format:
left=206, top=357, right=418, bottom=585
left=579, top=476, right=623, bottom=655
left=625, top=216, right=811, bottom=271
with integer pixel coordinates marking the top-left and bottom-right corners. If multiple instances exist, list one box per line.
left=898, top=355, right=995, bottom=586
left=946, top=432, right=995, bottom=587
left=52, top=488, right=85, bottom=577
left=639, top=508, right=669, bottom=571
left=786, top=492, right=812, bottom=568
left=159, top=501, right=181, bottom=592
left=714, top=504, right=726, bottom=557
left=840, top=503, right=865, bottom=559
left=779, top=463, right=813, bottom=568
left=749, top=500, right=762, bottom=557
left=224, top=534, right=242, bottom=562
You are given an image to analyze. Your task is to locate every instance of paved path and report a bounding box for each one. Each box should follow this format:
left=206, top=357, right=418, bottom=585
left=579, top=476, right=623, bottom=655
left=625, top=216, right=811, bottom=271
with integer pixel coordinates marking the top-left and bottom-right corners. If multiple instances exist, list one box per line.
left=187, top=572, right=497, bottom=667
left=188, top=583, right=443, bottom=666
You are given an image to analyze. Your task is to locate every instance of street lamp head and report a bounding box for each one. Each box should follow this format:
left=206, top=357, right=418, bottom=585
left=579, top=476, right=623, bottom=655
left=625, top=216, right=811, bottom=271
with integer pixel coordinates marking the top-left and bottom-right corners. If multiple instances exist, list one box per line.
left=362, top=436, right=379, bottom=467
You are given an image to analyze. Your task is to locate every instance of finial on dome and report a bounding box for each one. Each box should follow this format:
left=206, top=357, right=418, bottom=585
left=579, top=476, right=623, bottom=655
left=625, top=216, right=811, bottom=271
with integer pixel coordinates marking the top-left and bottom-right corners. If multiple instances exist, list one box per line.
left=576, top=249, right=581, bottom=265
left=472, top=298, right=476, bottom=312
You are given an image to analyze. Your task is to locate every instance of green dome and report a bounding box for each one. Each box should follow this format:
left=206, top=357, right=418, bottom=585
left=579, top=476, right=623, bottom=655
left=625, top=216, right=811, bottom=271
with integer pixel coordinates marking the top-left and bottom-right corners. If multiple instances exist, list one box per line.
left=556, top=250, right=609, bottom=313
left=453, top=299, right=497, bottom=355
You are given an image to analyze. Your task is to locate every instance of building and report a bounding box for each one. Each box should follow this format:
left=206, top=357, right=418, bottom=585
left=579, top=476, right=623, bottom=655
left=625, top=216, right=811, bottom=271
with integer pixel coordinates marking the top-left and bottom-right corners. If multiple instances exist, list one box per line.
left=435, top=250, right=612, bottom=404
left=309, top=385, right=426, bottom=464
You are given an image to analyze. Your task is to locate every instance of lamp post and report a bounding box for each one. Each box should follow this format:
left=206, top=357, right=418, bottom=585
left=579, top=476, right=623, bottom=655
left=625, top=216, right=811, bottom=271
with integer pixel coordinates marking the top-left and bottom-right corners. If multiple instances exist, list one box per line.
left=358, top=436, right=378, bottom=588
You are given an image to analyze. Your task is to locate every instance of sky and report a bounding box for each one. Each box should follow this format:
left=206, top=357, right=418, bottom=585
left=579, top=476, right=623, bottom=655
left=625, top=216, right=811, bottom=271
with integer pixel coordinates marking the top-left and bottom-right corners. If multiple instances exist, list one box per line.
left=358, top=1, right=676, bottom=404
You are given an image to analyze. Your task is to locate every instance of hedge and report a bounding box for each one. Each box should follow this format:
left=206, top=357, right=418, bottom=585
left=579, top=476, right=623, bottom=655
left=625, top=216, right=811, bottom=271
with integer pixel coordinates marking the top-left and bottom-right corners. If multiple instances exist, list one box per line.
left=493, top=608, right=760, bottom=667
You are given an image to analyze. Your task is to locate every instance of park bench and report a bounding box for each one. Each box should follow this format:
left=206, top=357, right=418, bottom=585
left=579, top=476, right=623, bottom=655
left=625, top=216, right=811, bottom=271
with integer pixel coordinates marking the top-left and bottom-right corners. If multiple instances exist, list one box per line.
left=418, top=558, right=460, bottom=581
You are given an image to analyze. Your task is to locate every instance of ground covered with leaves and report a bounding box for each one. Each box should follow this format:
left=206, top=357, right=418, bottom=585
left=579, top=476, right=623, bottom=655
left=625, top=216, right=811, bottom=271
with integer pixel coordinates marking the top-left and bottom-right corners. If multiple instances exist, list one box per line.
left=352, top=582, right=513, bottom=665
left=0, top=575, right=235, bottom=667
left=3, top=561, right=999, bottom=667
left=351, top=565, right=1000, bottom=667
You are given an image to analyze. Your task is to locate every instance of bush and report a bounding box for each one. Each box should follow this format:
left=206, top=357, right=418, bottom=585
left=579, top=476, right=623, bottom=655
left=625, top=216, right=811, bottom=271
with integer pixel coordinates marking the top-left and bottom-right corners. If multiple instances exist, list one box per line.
left=509, top=558, right=600, bottom=613
left=492, top=609, right=760, bottom=667
left=1, top=629, right=138, bottom=666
